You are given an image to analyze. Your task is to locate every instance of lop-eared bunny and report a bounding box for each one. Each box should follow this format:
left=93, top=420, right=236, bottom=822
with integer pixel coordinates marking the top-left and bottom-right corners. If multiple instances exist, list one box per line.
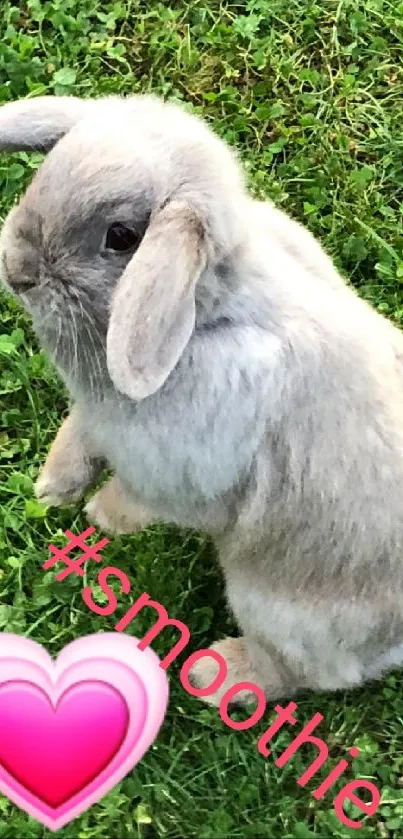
left=1, top=94, right=403, bottom=705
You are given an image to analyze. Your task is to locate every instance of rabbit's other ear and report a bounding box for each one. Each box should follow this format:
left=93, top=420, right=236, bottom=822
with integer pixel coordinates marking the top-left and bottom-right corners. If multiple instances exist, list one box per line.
left=0, top=96, right=94, bottom=152
left=107, top=200, right=207, bottom=401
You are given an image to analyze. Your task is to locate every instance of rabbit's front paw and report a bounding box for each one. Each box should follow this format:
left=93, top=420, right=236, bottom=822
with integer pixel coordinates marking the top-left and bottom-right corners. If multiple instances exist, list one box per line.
left=85, top=477, right=157, bottom=534
left=34, top=410, right=102, bottom=508
left=34, top=467, right=89, bottom=507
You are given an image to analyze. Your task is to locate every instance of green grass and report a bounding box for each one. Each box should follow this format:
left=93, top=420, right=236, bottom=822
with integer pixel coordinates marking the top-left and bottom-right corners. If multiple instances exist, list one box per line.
left=1, top=0, right=403, bottom=836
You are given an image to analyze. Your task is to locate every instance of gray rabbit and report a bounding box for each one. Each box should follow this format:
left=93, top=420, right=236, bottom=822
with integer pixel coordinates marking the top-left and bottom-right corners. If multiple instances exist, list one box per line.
left=1, top=93, right=403, bottom=705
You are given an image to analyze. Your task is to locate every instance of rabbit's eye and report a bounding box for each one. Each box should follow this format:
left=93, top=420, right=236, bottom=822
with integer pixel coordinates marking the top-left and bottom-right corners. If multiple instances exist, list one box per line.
left=105, top=223, right=140, bottom=252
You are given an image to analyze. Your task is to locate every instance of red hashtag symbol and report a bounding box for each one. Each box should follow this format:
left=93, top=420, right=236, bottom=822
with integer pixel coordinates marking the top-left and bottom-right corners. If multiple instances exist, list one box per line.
left=42, top=527, right=109, bottom=581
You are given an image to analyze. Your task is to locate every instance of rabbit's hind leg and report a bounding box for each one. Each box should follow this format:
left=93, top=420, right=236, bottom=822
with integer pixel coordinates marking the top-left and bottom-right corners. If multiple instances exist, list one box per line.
left=187, top=635, right=297, bottom=707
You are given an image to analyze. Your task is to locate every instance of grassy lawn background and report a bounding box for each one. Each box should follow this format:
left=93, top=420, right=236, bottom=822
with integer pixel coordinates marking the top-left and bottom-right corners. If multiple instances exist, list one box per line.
left=1, top=1, right=403, bottom=837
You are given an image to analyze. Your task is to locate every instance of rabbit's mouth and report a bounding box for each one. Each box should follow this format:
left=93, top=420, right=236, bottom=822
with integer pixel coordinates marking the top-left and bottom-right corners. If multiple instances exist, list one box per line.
left=13, top=279, right=37, bottom=293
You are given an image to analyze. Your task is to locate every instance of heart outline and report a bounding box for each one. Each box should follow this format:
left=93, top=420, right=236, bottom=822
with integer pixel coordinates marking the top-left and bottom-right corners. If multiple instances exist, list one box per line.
left=0, top=633, right=169, bottom=831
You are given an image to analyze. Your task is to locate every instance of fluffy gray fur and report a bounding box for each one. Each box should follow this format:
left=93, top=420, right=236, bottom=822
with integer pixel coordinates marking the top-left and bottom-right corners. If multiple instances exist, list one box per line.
left=1, top=93, right=403, bottom=704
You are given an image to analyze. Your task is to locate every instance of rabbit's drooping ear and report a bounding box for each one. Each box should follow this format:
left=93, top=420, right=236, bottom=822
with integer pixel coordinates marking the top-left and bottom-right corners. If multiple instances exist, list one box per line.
left=107, top=200, right=207, bottom=401
left=0, top=96, right=94, bottom=152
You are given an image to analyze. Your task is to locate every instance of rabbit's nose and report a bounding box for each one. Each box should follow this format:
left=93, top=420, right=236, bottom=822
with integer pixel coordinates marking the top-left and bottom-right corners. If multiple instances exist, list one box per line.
left=0, top=201, right=42, bottom=294
left=0, top=208, right=38, bottom=294
left=0, top=251, right=10, bottom=284
left=0, top=219, right=40, bottom=294
left=0, top=248, right=38, bottom=293
left=3, top=251, right=35, bottom=288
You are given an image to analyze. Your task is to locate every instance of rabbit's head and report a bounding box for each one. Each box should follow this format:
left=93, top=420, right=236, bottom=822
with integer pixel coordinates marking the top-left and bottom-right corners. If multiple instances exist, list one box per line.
left=0, top=95, right=247, bottom=400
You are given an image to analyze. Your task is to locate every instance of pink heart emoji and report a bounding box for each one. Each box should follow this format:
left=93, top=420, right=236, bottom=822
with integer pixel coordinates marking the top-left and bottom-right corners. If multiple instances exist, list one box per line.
left=0, top=633, right=169, bottom=831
